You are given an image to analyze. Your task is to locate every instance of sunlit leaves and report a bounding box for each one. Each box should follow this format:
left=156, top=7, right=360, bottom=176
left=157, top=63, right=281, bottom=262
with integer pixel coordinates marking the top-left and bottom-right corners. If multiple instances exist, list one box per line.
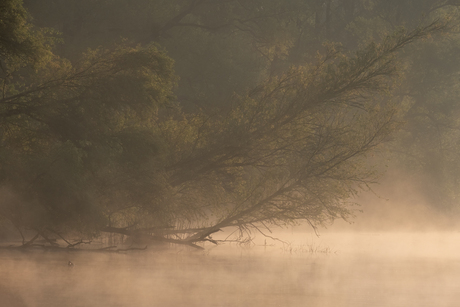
left=0, top=0, right=56, bottom=71
left=0, top=41, right=177, bottom=236
left=153, top=28, right=434, bottom=236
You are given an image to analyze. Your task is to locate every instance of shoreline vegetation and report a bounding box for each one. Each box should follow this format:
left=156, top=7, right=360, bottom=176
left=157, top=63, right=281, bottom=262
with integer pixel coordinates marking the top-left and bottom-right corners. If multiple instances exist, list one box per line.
left=1, top=1, right=460, bottom=249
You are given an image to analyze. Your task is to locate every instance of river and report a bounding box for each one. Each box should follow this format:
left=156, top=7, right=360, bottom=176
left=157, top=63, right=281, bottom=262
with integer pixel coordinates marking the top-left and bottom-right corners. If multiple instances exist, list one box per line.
left=1, top=232, right=460, bottom=307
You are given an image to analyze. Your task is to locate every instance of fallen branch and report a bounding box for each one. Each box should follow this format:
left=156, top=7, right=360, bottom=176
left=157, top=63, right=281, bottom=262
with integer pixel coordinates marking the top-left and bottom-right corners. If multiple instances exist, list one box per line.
left=116, top=246, right=148, bottom=252
left=67, top=240, right=92, bottom=248
left=101, top=226, right=205, bottom=249
left=0, top=244, right=148, bottom=253
left=46, top=228, right=72, bottom=246
left=21, top=233, right=39, bottom=246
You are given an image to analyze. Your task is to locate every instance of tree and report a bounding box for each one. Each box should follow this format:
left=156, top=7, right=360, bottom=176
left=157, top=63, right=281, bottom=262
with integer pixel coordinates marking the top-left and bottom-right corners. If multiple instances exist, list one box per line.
left=1, top=0, right=456, bottom=249
left=101, top=23, right=445, bottom=248
left=0, top=0, right=55, bottom=70
left=0, top=41, right=176, bottom=244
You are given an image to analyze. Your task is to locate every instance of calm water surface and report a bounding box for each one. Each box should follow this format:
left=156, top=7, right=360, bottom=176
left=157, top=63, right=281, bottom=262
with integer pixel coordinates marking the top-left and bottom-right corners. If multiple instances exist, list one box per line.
left=1, top=232, right=460, bottom=307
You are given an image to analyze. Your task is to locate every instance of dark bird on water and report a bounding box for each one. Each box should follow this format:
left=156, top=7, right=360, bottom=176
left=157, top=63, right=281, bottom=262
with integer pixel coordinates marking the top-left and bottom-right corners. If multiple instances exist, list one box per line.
left=68, top=261, right=74, bottom=267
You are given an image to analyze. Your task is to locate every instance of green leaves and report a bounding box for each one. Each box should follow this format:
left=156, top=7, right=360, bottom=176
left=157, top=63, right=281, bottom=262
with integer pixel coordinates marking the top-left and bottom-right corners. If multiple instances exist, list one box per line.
left=0, top=0, right=56, bottom=70
left=77, top=45, right=176, bottom=112
left=0, top=38, right=177, bottom=236
left=155, top=27, right=433, bottom=235
left=0, top=0, right=457, bottom=246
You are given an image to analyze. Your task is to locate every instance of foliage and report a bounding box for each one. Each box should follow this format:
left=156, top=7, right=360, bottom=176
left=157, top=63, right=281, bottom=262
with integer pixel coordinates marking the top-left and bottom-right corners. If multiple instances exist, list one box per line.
left=144, top=24, right=441, bottom=245
left=0, top=0, right=56, bottom=71
left=0, top=41, right=176, bottom=239
left=0, top=0, right=458, bottom=248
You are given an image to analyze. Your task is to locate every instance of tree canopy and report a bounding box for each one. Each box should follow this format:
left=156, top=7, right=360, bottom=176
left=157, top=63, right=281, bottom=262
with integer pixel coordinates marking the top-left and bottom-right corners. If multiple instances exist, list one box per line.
left=0, top=0, right=459, bottom=248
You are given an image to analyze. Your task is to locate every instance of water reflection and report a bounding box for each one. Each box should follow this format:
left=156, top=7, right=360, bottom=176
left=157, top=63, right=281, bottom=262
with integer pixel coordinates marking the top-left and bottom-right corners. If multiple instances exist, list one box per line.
left=1, top=232, right=460, bottom=307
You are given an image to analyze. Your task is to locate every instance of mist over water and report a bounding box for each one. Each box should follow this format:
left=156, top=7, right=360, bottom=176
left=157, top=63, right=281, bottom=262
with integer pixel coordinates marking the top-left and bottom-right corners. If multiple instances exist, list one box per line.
left=2, top=171, right=459, bottom=307
left=2, top=113, right=458, bottom=306
left=2, top=230, right=460, bottom=307
left=3, top=1, right=460, bottom=306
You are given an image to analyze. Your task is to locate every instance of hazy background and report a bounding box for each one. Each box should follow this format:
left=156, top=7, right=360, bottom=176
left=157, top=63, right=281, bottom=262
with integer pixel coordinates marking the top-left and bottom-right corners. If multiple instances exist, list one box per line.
left=2, top=1, right=460, bottom=306
left=1, top=0, right=459, bottom=244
